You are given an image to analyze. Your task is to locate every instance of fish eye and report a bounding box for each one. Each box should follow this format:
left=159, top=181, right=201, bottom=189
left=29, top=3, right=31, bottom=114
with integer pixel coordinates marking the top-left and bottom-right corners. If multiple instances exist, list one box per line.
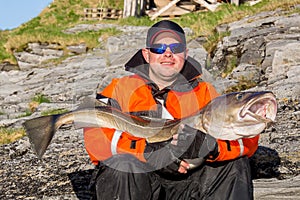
left=236, top=93, right=243, bottom=100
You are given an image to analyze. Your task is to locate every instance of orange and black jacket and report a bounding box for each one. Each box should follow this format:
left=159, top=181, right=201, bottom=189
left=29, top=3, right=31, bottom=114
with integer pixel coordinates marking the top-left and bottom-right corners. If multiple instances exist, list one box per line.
left=84, top=50, right=259, bottom=165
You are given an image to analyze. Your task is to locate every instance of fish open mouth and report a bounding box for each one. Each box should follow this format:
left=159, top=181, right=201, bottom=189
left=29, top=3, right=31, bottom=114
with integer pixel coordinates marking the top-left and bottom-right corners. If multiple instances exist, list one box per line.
left=241, top=92, right=277, bottom=122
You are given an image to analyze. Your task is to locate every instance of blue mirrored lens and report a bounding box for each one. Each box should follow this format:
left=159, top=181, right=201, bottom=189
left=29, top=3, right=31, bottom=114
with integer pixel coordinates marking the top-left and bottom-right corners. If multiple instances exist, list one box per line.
left=149, top=43, right=185, bottom=54
left=150, top=44, right=166, bottom=54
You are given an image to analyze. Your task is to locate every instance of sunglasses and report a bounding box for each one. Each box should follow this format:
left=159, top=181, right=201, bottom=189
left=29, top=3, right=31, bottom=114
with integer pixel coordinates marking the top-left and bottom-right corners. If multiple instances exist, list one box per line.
left=149, top=43, right=186, bottom=54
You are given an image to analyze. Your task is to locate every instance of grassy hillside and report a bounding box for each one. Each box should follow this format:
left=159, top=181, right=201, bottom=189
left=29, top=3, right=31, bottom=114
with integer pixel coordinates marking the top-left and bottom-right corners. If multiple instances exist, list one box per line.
left=0, top=0, right=299, bottom=65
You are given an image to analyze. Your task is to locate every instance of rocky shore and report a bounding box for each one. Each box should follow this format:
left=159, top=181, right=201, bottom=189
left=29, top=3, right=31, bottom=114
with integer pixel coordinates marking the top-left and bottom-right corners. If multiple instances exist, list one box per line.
left=0, top=7, right=299, bottom=199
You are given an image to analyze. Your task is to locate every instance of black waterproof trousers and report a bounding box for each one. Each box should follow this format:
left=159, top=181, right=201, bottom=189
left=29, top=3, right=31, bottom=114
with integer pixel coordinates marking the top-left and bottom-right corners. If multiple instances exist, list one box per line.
left=91, top=154, right=253, bottom=200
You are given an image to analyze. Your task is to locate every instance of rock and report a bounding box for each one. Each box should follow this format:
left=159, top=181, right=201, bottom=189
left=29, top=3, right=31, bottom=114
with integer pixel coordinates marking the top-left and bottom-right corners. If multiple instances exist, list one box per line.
left=211, top=8, right=300, bottom=99
left=265, top=42, right=300, bottom=99
left=0, top=61, right=19, bottom=71
left=0, top=8, right=299, bottom=199
left=67, top=43, right=87, bottom=55
left=227, top=63, right=261, bottom=83
left=14, top=42, right=64, bottom=70
left=253, top=175, right=300, bottom=200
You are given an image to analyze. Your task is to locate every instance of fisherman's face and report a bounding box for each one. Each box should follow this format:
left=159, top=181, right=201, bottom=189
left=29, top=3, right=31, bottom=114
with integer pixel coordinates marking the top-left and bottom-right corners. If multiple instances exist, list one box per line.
left=142, top=36, right=187, bottom=88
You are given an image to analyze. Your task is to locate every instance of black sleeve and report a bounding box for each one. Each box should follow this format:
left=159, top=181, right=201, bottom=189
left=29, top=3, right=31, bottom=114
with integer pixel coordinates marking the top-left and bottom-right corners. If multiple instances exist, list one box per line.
left=144, top=140, right=183, bottom=175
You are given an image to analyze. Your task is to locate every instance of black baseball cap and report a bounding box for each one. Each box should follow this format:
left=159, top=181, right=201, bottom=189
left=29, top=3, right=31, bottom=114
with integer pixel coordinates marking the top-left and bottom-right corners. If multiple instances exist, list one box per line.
left=146, top=20, right=186, bottom=47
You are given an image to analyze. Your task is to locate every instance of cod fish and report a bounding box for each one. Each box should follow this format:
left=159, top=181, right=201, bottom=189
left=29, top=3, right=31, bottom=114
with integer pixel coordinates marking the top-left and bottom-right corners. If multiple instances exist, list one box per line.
left=23, top=91, right=277, bottom=159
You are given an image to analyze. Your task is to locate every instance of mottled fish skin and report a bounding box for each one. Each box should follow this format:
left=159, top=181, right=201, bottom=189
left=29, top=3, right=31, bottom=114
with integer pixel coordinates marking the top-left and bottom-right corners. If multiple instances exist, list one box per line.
left=23, top=91, right=277, bottom=159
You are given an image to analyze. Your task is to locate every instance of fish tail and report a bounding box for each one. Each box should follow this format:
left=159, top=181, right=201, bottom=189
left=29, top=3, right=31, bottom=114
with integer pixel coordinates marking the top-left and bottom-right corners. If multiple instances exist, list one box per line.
left=23, top=114, right=60, bottom=159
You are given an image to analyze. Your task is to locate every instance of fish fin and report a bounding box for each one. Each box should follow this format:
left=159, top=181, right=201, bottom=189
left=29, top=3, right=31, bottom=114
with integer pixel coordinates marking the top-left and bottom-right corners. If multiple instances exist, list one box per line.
left=23, top=114, right=60, bottom=159
left=78, top=97, right=107, bottom=110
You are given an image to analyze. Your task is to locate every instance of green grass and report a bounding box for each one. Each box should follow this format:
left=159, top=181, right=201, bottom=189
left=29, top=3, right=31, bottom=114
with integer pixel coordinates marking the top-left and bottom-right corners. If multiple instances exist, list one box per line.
left=41, top=108, right=69, bottom=116
left=32, top=94, right=51, bottom=104
left=17, top=94, right=51, bottom=117
left=1, top=0, right=300, bottom=64
left=0, top=128, right=26, bottom=145
left=0, top=0, right=124, bottom=64
left=17, top=110, right=33, bottom=118
left=225, top=76, right=258, bottom=93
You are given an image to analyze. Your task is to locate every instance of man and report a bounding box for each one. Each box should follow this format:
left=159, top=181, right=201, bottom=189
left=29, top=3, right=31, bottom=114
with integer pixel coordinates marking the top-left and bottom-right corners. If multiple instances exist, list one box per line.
left=84, top=20, right=258, bottom=199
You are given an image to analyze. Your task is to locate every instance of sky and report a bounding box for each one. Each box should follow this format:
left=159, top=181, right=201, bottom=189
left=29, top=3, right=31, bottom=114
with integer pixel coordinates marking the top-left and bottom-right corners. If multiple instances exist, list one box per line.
left=0, top=0, right=52, bottom=30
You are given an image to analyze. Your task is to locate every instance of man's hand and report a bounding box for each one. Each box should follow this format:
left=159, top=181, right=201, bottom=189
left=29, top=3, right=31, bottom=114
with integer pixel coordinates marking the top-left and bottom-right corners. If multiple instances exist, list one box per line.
left=170, top=124, right=201, bottom=158
left=171, top=124, right=219, bottom=166
left=171, top=125, right=201, bottom=173
left=178, top=160, right=190, bottom=174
